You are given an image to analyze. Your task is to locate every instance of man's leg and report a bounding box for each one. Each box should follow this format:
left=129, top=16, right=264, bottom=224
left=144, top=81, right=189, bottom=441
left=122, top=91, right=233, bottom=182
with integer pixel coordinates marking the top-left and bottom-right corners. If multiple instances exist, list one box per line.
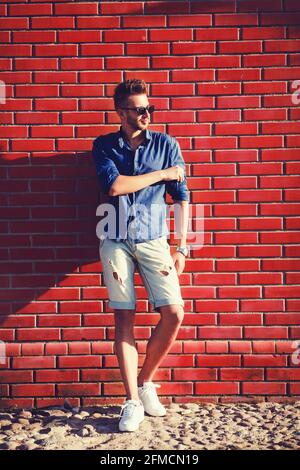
left=137, top=304, right=184, bottom=386
left=114, top=309, right=139, bottom=401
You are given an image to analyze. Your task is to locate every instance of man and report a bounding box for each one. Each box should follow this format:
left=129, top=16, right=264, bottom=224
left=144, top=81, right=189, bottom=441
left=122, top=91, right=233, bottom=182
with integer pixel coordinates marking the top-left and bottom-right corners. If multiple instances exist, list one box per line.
left=92, top=79, right=189, bottom=432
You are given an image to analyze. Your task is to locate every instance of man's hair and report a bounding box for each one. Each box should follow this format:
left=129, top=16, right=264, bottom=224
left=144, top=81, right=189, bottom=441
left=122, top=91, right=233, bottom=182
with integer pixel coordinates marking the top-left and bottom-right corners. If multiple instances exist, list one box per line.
left=113, top=79, right=148, bottom=110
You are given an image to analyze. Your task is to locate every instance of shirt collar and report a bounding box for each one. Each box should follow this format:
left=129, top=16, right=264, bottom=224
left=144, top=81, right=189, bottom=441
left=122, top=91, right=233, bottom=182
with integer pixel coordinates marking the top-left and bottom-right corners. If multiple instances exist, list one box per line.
left=117, top=126, right=152, bottom=149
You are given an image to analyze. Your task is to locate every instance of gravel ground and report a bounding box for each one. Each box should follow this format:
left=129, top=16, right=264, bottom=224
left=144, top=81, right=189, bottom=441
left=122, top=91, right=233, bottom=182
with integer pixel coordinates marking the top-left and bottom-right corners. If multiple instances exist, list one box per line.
left=0, top=401, right=299, bottom=451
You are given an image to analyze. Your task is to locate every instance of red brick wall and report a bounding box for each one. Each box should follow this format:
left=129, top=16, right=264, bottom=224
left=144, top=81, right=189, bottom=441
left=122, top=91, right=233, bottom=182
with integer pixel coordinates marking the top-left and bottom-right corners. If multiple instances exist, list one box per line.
left=0, top=0, right=300, bottom=408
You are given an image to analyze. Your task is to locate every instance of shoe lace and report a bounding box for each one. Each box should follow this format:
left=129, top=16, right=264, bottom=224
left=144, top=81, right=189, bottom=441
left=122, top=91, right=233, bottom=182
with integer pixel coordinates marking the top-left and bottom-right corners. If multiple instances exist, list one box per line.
left=143, top=382, right=162, bottom=405
left=119, top=400, right=140, bottom=419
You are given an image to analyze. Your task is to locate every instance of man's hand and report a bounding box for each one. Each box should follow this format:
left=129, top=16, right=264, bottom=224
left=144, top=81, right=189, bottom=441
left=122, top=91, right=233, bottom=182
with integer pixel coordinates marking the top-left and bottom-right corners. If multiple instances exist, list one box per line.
left=161, top=165, right=185, bottom=182
left=172, top=251, right=185, bottom=276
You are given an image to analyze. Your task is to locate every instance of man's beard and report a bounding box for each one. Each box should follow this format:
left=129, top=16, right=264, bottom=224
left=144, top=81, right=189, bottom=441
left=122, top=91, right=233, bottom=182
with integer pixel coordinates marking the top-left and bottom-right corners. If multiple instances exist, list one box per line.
left=128, top=116, right=150, bottom=130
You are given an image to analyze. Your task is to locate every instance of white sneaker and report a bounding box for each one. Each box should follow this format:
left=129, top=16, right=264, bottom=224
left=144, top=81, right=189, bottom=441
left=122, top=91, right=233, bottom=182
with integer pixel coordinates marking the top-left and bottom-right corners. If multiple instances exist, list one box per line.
left=138, top=382, right=166, bottom=417
left=118, top=399, right=144, bottom=432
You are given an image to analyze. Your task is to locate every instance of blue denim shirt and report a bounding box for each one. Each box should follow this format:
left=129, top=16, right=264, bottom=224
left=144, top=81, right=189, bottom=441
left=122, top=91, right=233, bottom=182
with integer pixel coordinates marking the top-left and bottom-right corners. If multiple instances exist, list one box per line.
left=92, top=126, right=189, bottom=243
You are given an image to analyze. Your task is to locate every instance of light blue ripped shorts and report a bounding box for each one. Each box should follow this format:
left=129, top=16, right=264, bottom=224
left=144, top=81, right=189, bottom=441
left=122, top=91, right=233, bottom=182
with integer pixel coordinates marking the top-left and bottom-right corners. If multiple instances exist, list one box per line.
left=99, top=235, right=184, bottom=313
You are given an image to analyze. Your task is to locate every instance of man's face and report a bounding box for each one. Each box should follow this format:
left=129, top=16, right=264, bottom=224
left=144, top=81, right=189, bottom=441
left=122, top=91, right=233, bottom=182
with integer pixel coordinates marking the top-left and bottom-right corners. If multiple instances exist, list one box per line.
left=119, top=93, right=151, bottom=132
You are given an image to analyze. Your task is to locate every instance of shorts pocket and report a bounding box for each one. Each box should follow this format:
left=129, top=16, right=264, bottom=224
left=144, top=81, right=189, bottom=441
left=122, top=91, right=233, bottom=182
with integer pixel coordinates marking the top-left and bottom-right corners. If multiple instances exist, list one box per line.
left=158, top=235, right=169, bottom=250
left=99, top=237, right=106, bottom=251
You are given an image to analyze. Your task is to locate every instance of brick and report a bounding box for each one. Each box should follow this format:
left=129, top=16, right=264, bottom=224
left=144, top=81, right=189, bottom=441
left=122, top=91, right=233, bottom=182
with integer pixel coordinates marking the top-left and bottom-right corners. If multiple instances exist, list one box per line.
left=31, top=16, right=75, bottom=29
left=240, top=136, right=283, bottom=148
left=13, top=31, right=56, bottom=43
left=145, top=2, right=189, bottom=14
left=218, top=96, right=260, bottom=107
left=123, top=15, right=166, bottom=28
left=198, top=55, right=240, bottom=68
left=262, top=13, right=300, bottom=25
left=9, top=4, right=52, bottom=16
left=101, top=2, right=143, bottom=15
left=165, top=15, right=208, bottom=28
left=244, top=81, right=287, bottom=94
left=229, top=341, right=252, bottom=353
left=152, top=111, right=195, bottom=123
left=265, top=67, right=300, bottom=80
left=77, top=16, right=120, bottom=29
left=0, top=371, right=33, bottom=383
left=12, top=356, right=55, bottom=369
left=36, top=370, right=79, bottom=382
left=35, top=99, right=77, bottom=111
left=79, top=73, right=121, bottom=85
left=242, top=26, right=285, bottom=39
left=60, top=58, right=104, bottom=71
left=12, top=384, right=55, bottom=397
left=245, top=108, right=287, bottom=120
left=15, top=58, right=58, bottom=71
left=58, top=31, right=101, bottom=43
left=0, top=45, right=32, bottom=56
left=0, top=18, right=29, bottom=29
left=221, top=369, right=264, bottom=381
left=244, top=355, right=287, bottom=366
left=61, top=85, right=104, bottom=97
left=195, top=382, right=239, bottom=394
left=215, top=122, right=258, bottom=135
left=106, top=57, right=148, bottom=69
left=174, top=369, right=217, bottom=381
left=215, top=14, right=258, bottom=26
left=194, top=137, right=237, bottom=149
left=268, top=369, right=300, bottom=381
left=80, top=44, right=123, bottom=57
left=219, top=41, right=262, bottom=53
left=172, top=96, right=213, bottom=109
left=263, top=122, right=300, bottom=134
left=198, top=327, right=242, bottom=339
left=35, top=45, right=78, bottom=57
left=54, top=3, right=98, bottom=15
left=61, top=112, right=104, bottom=124
left=195, top=27, right=237, bottom=40
left=127, top=43, right=169, bottom=55
left=197, top=109, right=240, bottom=121
left=218, top=68, right=261, bottom=80
left=59, top=355, right=102, bottom=368
left=206, top=341, right=228, bottom=353
left=152, top=56, right=195, bottom=69
left=219, top=314, right=263, bottom=325
left=104, top=30, right=146, bottom=42
left=172, top=70, right=214, bottom=82
left=239, top=0, right=282, bottom=11
left=150, top=29, right=194, bottom=42
left=16, top=85, right=58, bottom=97
left=243, top=383, right=286, bottom=394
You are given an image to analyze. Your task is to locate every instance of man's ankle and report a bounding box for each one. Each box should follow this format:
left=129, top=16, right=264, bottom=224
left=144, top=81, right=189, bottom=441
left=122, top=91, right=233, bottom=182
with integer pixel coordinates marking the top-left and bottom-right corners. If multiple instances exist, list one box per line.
left=127, top=396, right=140, bottom=402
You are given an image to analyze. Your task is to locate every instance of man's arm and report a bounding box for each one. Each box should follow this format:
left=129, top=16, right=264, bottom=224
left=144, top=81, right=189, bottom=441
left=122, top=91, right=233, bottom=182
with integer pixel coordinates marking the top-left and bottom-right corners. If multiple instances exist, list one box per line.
left=109, top=171, right=164, bottom=196
left=109, top=166, right=185, bottom=196
left=173, top=200, right=189, bottom=248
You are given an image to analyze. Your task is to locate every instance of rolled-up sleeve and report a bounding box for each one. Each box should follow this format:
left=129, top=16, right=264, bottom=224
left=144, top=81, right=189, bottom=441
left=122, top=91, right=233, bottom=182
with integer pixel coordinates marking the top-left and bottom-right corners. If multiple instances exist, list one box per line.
left=92, top=138, right=120, bottom=195
left=165, top=137, right=189, bottom=202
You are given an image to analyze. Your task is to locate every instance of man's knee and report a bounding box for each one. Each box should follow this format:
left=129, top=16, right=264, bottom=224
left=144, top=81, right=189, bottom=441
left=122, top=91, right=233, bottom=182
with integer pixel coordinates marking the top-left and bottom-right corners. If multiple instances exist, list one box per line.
left=159, top=304, right=184, bottom=325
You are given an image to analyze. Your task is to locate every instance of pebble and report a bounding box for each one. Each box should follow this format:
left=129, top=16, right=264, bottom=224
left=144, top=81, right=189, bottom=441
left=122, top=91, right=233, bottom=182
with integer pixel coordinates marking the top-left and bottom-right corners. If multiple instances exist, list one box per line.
left=17, top=418, right=30, bottom=425
left=78, top=425, right=94, bottom=437
left=7, top=441, right=19, bottom=450
left=0, top=420, right=11, bottom=427
left=11, top=423, right=23, bottom=432
left=19, top=411, right=32, bottom=419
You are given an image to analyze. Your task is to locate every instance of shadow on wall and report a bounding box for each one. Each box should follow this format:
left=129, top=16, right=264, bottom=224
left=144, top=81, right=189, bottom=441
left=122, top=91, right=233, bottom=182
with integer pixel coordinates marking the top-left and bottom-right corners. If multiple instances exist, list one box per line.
left=0, top=149, right=111, bottom=327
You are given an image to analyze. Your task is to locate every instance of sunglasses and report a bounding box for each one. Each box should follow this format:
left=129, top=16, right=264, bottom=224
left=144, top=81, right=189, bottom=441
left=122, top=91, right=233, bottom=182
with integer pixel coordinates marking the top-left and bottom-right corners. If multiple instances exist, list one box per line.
left=119, top=105, right=155, bottom=116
